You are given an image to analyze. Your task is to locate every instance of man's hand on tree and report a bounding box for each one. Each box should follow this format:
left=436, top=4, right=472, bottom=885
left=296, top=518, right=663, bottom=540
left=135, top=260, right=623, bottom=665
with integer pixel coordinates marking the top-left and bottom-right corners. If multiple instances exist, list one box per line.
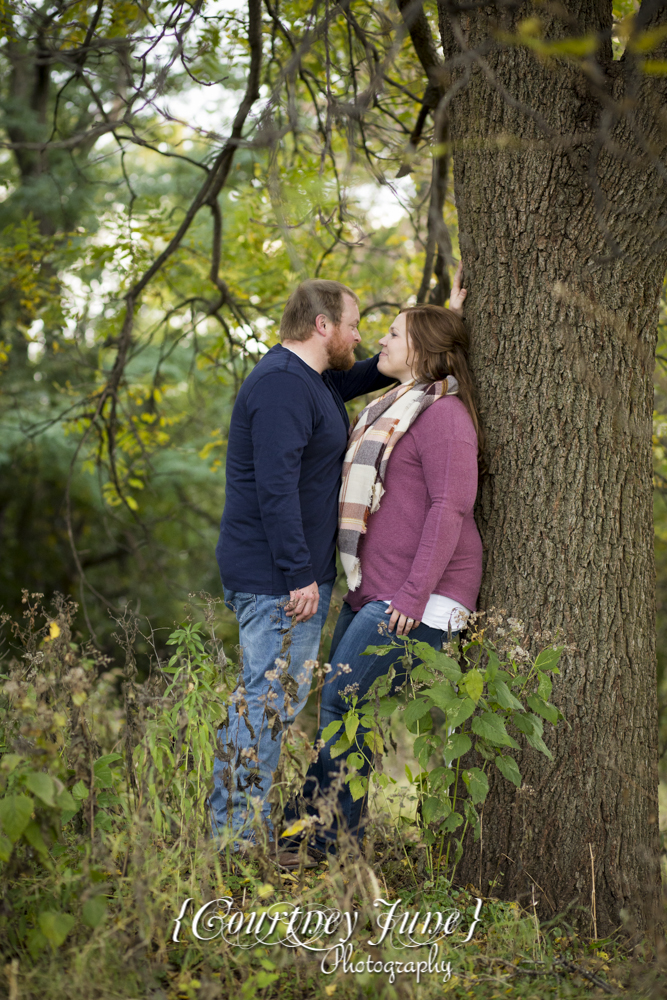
left=449, top=261, right=467, bottom=316
left=286, top=581, right=319, bottom=623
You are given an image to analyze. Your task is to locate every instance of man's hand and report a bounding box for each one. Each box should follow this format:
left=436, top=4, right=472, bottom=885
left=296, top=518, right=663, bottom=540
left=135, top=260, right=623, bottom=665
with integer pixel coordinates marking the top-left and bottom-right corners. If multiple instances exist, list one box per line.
left=285, top=581, right=319, bottom=623
left=449, top=261, right=467, bottom=317
left=385, top=604, right=420, bottom=637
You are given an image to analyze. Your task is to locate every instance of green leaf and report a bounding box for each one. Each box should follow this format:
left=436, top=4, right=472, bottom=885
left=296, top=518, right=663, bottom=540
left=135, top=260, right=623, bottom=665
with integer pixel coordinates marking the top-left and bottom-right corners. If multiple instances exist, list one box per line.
left=542, top=35, right=599, bottom=58
left=361, top=645, right=393, bottom=656
left=472, top=713, right=516, bottom=747
left=410, top=664, right=434, bottom=682
left=92, top=765, right=114, bottom=790
left=0, top=833, right=13, bottom=862
left=96, top=791, right=121, bottom=808
left=23, top=820, right=49, bottom=858
left=513, top=713, right=535, bottom=735
left=56, top=789, right=78, bottom=814
left=442, top=733, right=472, bottom=761
left=475, top=741, right=495, bottom=761
left=26, top=928, right=47, bottom=959
left=404, top=697, right=432, bottom=728
left=431, top=653, right=462, bottom=683
left=330, top=734, right=351, bottom=759
left=490, top=680, right=524, bottom=711
left=534, top=646, right=563, bottom=672
left=94, top=753, right=123, bottom=767
left=71, top=779, right=90, bottom=801
left=426, top=680, right=457, bottom=711
left=38, top=911, right=76, bottom=949
left=377, top=697, right=399, bottom=717
left=23, top=772, right=55, bottom=807
left=344, top=713, right=359, bottom=743
left=462, top=668, right=484, bottom=703
left=93, top=812, right=113, bottom=832
left=428, top=767, right=455, bottom=792
left=363, top=731, right=384, bottom=753
left=525, top=731, right=554, bottom=760
left=537, top=673, right=552, bottom=700
left=82, top=896, right=108, bottom=928
left=441, top=811, right=464, bottom=833
left=0, top=794, right=33, bottom=843
left=526, top=694, right=559, bottom=725
left=484, top=651, right=500, bottom=681
left=422, top=796, right=445, bottom=824
left=412, top=641, right=437, bottom=661
left=414, top=733, right=440, bottom=767
left=321, top=720, right=342, bottom=742
left=346, top=752, right=364, bottom=771
left=406, top=709, right=432, bottom=734
left=528, top=712, right=544, bottom=736
left=445, top=697, right=476, bottom=729
left=495, top=755, right=522, bottom=787
left=463, top=767, right=489, bottom=805
left=0, top=754, right=23, bottom=775
left=348, top=776, right=367, bottom=801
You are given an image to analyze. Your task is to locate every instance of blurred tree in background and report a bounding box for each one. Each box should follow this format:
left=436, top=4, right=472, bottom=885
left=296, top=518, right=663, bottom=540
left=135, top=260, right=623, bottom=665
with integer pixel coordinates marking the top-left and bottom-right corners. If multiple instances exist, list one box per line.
left=0, top=0, right=445, bottom=644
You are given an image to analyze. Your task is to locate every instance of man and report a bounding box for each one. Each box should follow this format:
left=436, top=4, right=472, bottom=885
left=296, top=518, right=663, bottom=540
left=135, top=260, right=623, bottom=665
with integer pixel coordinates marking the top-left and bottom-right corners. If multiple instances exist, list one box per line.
left=210, top=279, right=393, bottom=850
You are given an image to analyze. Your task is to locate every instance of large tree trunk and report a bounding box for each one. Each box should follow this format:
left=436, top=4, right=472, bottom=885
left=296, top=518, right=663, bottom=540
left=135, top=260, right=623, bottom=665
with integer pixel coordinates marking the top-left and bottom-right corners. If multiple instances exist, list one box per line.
left=438, top=1, right=665, bottom=934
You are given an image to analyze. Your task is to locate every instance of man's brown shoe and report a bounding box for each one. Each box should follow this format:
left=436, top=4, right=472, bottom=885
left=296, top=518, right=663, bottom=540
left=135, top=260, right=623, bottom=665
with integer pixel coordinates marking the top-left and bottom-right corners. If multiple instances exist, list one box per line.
left=273, top=846, right=325, bottom=870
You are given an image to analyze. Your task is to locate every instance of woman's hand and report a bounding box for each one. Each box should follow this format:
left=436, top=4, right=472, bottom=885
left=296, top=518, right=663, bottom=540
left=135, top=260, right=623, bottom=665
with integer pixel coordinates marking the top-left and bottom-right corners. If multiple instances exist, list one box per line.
left=449, top=261, right=467, bottom=316
left=385, top=604, right=421, bottom=637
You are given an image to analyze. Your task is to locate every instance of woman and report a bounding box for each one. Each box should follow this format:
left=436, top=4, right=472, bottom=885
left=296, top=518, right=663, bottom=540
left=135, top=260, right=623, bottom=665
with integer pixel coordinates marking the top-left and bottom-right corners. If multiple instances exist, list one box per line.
left=298, top=274, right=483, bottom=853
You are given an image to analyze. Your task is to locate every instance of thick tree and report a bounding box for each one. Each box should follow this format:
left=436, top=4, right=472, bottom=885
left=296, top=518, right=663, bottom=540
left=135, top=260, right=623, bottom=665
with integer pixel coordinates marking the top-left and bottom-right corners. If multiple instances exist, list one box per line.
left=434, top=0, right=666, bottom=934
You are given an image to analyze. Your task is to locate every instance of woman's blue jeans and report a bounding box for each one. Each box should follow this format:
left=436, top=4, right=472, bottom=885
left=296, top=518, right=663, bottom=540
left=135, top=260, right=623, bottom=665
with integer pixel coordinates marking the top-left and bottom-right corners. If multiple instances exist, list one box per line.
left=301, top=600, right=457, bottom=851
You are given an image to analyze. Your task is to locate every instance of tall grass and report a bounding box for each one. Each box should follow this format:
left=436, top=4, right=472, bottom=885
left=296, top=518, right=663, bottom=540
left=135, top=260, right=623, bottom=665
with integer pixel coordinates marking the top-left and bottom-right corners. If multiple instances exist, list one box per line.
left=0, top=592, right=664, bottom=999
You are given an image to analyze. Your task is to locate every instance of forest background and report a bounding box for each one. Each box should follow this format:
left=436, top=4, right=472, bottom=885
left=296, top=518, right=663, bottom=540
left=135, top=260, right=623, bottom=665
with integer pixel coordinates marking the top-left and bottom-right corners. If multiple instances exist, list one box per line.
left=2, top=1, right=665, bottom=771
left=1, top=0, right=667, bottom=996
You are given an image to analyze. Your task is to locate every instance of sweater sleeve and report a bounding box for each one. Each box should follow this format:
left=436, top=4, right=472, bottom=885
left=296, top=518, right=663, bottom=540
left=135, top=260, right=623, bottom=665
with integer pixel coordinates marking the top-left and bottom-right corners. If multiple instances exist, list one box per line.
left=327, top=354, right=395, bottom=401
left=390, top=415, right=478, bottom=622
left=246, top=372, right=316, bottom=590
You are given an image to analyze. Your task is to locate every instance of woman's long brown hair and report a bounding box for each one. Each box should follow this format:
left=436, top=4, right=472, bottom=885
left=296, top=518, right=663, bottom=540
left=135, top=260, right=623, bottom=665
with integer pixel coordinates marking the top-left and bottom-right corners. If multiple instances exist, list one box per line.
left=402, top=304, right=486, bottom=463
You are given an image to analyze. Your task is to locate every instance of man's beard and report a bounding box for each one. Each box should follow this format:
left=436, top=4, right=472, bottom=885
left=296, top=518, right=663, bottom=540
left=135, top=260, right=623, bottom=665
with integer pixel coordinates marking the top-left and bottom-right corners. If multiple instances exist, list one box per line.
left=325, top=328, right=355, bottom=371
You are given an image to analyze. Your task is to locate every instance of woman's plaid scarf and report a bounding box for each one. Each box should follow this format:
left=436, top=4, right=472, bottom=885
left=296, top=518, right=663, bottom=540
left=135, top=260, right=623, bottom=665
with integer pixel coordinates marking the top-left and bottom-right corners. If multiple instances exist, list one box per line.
left=338, top=376, right=459, bottom=591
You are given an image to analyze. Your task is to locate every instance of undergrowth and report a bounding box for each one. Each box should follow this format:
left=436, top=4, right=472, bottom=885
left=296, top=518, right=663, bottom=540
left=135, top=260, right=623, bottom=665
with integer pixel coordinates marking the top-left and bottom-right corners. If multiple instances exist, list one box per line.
left=0, top=592, right=664, bottom=999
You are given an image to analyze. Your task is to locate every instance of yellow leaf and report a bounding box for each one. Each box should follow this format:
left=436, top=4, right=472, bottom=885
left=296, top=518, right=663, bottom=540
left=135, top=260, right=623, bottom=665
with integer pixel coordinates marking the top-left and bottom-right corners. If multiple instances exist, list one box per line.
left=324, top=987, right=337, bottom=996
left=125, top=496, right=139, bottom=511
left=49, top=622, right=60, bottom=639
left=640, top=59, right=667, bottom=75
left=282, top=818, right=308, bottom=838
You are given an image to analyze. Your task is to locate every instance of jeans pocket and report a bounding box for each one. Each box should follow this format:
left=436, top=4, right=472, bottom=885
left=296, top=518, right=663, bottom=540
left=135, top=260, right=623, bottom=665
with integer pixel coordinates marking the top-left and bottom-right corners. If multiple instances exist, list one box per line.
left=224, top=591, right=257, bottom=625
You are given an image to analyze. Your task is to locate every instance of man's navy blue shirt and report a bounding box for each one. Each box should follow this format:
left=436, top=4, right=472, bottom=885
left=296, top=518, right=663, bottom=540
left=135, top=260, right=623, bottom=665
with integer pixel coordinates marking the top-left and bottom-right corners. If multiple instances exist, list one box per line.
left=216, top=344, right=393, bottom=595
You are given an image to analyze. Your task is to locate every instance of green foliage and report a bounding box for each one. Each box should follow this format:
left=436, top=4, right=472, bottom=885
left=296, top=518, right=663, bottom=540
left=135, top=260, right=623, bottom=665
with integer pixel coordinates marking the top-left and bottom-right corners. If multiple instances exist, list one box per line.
left=0, top=590, right=235, bottom=966
left=0, top=596, right=659, bottom=999
left=329, top=615, right=564, bottom=879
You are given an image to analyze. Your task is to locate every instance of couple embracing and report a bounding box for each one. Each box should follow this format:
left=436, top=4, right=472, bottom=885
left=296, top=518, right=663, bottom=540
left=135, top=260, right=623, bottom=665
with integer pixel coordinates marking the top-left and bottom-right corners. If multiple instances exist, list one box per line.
left=209, top=270, right=483, bottom=866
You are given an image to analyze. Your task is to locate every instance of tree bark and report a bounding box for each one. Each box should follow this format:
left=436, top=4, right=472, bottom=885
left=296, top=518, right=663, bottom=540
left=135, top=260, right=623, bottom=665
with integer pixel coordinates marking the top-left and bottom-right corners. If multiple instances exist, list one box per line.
left=437, top=0, right=665, bottom=935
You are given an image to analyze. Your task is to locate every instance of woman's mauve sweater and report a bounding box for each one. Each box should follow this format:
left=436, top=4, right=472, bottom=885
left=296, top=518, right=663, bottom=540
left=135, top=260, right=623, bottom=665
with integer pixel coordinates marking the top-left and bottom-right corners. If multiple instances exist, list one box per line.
left=344, top=394, right=482, bottom=622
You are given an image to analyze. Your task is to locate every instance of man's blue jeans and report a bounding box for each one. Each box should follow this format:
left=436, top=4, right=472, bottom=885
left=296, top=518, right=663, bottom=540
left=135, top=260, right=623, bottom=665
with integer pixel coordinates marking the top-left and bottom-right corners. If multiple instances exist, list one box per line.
left=209, top=582, right=332, bottom=840
left=299, top=599, right=458, bottom=851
